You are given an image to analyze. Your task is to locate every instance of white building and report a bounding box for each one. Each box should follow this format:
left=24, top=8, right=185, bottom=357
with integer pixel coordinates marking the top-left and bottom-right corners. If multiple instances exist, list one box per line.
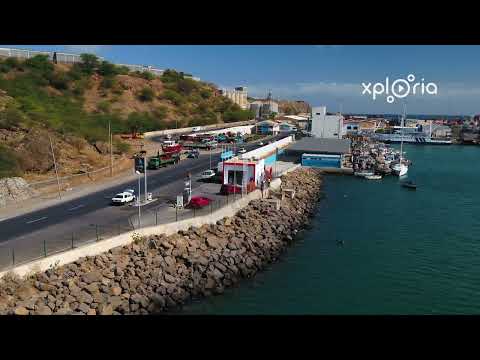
left=223, top=86, right=248, bottom=109
left=311, top=106, right=344, bottom=139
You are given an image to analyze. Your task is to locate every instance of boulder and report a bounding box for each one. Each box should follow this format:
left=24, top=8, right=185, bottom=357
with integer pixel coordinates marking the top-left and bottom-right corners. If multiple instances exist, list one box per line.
left=14, top=306, right=29, bottom=315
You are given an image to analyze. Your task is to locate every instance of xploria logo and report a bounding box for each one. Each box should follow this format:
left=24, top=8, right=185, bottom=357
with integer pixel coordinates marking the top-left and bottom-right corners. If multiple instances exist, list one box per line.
left=361, top=74, right=438, bottom=103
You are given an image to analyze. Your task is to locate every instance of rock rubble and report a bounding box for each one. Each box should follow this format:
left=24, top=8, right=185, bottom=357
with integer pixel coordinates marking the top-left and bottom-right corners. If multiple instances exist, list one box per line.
left=0, top=168, right=322, bottom=315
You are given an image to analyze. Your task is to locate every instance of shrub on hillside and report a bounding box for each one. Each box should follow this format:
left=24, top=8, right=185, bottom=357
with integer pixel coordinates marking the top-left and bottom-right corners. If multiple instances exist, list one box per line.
left=48, top=72, right=70, bottom=90
left=153, top=105, right=168, bottom=120
left=25, top=55, right=54, bottom=76
left=161, top=69, right=183, bottom=83
left=114, top=139, right=131, bottom=154
left=0, top=145, right=21, bottom=178
left=223, top=109, right=254, bottom=123
left=175, top=78, right=197, bottom=95
left=0, top=108, right=24, bottom=129
left=79, top=53, right=100, bottom=75
left=140, top=71, right=155, bottom=81
left=199, top=88, right=212, bottom=99
left=161, top=89, right=184, bottom=106
left=137, top=87, right=155, bottom=102
left=117, top=66, right=130, bottom=75
left=3, top=57, right=23, bottom=71
left=97, top=100, right=111, bottom=113
left=98, top=61, right=119, bottom=77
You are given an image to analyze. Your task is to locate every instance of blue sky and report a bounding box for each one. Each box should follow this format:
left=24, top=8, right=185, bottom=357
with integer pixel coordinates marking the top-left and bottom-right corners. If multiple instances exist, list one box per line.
left=2, top=45, right=480, bottom=115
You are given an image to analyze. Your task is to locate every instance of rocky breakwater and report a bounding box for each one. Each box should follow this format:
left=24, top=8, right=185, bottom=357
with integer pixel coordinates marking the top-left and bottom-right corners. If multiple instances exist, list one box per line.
left=0, top=168, right=322, bottom=315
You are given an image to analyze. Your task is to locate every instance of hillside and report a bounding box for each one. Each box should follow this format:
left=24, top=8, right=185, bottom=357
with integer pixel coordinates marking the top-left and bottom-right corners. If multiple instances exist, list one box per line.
left=278, top=100, right=311, bottom=115
left=0, top=54, right=253, bottom=180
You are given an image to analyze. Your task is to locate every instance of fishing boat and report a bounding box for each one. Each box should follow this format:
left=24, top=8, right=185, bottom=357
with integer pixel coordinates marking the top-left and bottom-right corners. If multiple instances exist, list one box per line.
left=391, top=105, right=409, bottom=177
left=365, top=175, right=382, bottom=180
left=401, top=180, right=417, bottom=189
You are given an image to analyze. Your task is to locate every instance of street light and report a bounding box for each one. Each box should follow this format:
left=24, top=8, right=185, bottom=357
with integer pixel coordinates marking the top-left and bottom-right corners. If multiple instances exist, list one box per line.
left=135, top=170, right=142, bottom=228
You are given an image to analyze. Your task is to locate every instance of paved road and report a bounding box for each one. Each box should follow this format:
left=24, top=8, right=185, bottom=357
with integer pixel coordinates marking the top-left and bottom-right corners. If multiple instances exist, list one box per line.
left=0, top=135, right=284, bottom=245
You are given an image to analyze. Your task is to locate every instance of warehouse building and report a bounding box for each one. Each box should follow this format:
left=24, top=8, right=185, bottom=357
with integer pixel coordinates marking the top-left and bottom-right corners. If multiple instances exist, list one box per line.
left=284, top=137, right=351, bottom=168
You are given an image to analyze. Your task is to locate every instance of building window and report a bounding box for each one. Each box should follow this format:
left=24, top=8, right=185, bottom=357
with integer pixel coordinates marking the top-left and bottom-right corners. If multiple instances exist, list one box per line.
left=316, top=113, right=321, bottom=115
left=228, top=170, right=244, bottom=186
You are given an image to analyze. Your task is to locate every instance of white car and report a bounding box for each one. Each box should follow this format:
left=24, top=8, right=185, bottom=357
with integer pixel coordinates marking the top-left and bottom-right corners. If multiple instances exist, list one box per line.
left=111, top=191, right=136, bottom=205
left=192, top=126, right=203, bottom=132
left=201, top=169, right=216, bottom=180
left=258, top=141, right=264, bottom=146
left=238, top=148, right=247, bottom=154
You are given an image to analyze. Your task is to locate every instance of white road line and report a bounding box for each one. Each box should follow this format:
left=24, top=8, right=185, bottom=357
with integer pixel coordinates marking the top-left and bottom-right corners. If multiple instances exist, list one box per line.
left=26, top=216, right=48, bottom=224
left=68, top=204, right=85, bottom=211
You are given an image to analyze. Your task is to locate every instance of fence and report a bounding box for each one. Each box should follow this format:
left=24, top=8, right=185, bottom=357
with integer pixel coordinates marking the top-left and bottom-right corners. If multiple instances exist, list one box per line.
left=0, top=159, right=297, bottom=273
left=0, top=47, right=167, bottom=78
left=0, top=187, right=259, bottom=272
left=0, top=47, right=105, bottom=64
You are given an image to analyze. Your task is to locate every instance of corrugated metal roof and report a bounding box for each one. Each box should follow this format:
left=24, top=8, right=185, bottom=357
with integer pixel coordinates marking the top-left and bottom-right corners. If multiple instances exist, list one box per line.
left=286, top=137, right=351, bottom=154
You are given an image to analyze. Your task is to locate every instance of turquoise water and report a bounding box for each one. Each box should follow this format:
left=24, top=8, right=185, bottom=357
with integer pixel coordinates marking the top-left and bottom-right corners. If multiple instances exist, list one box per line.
left=181, top=145, right=480, bottom=314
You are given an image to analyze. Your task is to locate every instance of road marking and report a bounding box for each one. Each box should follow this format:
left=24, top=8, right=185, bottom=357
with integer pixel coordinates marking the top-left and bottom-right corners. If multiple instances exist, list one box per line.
left=26, top=216, right=48, bottom=224
left=68, top=204, right=85, bottom=211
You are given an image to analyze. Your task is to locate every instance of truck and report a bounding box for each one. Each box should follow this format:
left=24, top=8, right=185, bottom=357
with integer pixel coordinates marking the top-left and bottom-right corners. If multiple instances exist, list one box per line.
left=162, top=143, right=183, bottom=155
left=147, top=153, right=180, bottom=169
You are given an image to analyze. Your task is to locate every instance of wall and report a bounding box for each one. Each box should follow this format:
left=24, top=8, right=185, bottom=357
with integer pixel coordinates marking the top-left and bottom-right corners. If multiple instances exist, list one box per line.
left=144, top=120, right=256, bottom=139
left=240, top=135, right=293, bottom=161
left=0, top=177, right=285, bottom=280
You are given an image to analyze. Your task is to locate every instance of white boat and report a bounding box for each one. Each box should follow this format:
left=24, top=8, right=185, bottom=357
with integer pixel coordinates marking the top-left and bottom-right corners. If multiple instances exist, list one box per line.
left=365, top=175, right=382, bottom=180
left=391, top=163, right=408, bottom=177
left=391, top=106, right=409, bottom=177
left=354, top=170, right=375, bottom=177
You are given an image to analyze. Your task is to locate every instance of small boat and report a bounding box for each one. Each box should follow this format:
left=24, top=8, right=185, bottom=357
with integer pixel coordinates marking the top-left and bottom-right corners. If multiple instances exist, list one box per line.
left=401, top=180, right=417, bottom=189
left=354, top=170, right=375, bottom=177
left=365, top=175, right=382, bottom=180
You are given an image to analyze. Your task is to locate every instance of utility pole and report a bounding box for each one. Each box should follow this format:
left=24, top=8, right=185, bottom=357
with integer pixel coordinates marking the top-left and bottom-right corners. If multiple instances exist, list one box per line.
left=136, top=171, right=142, bottom=228
left=109, top=120, right=113, bottom=177
left=143, top=152, right=148, bottom=203
left=48, top=134, right=62, bottom=200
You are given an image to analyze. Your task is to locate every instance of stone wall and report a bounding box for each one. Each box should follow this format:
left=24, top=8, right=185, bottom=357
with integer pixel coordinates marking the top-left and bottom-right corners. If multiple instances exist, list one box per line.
left=0, top=168, right=322, bottom=315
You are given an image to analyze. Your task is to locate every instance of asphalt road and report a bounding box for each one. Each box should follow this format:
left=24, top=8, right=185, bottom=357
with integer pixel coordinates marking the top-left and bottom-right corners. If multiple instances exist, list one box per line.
left=0, top=135, right=283, bottom=245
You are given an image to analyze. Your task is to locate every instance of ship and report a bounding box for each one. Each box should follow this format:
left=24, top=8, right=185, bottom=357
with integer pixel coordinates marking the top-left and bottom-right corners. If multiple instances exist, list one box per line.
left=374, top=122, right=452, bottom=145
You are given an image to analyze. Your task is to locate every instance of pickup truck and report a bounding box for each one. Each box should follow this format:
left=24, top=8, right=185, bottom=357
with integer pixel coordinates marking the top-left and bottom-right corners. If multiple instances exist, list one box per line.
left=147, top=153, right=180, bottom=169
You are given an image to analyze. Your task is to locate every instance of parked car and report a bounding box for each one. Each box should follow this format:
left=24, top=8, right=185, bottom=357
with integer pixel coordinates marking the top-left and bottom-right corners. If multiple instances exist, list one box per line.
left=201, top=169, right=216, bottom=180
left=188, top=196, right=212, bottom=209
left=187, top=149, right=200, bottom=159
left=238, top=147, right=247, bottom=154
left=111, top=191, right=136, bottom=205
left=258, top=141, right=264, bottom=146
left=192, top=126, right=203, bottom=132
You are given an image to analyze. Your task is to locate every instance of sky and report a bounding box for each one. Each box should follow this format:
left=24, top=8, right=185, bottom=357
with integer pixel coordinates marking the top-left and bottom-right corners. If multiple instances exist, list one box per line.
left=2, top=45, right=480, bottom=115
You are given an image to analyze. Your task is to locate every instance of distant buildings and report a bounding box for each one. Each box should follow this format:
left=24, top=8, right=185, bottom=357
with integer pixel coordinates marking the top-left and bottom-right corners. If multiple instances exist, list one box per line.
left=255, top=120, right=280, bottom=135
left=223, top=86, right=248, bottom=109
left=248, top=92, right=279, bottom=120
left=311, top=106, right=344, bottom=139
left=276, top=115, right=310, bottom=130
